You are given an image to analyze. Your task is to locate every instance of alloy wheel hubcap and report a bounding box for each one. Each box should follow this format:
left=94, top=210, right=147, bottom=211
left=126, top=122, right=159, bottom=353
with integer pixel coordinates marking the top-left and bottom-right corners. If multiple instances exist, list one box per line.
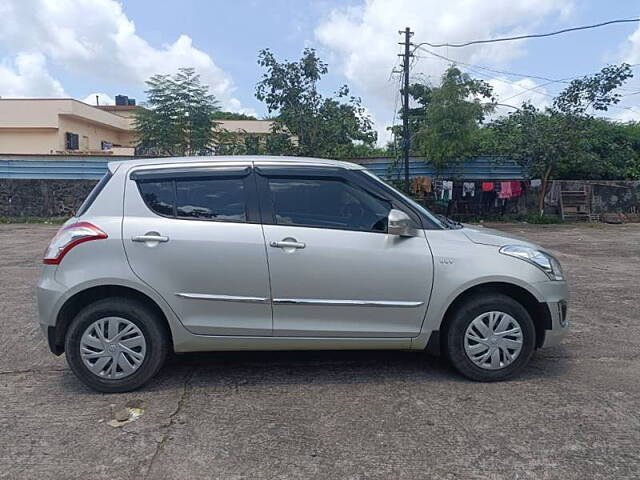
left=80, top=317, right=147, bottom=379
left=463, top=311, right=523, bottom=370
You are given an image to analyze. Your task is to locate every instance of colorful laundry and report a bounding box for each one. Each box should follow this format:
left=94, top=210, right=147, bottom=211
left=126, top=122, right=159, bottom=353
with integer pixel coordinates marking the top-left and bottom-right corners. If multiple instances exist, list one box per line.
left=411, top=176, right=432, bottom=194
left=481, top=182, right=494, bottom=192
left=511, top=181, right=522, bottom=197
left=498, top=181, right=512, bottom=199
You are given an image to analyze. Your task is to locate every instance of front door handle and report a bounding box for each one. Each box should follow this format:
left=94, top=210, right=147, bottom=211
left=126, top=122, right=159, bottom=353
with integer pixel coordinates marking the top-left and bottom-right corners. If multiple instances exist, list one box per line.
left=270, top=239, right=306, bottom=249
left=132, top=233, right=169, bottom=243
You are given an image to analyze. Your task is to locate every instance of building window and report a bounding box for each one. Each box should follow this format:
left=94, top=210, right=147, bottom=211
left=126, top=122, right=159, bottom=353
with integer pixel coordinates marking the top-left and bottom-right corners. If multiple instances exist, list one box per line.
left=101, top=141, right=112, bottom=150
left=65, top=132, right=79, bottom=150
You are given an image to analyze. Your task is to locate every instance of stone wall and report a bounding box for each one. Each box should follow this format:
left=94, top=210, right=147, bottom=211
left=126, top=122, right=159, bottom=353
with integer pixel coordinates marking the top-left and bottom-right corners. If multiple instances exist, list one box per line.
left=1, top=178, right=640, bottom=220
left=0, top=179, right=98, bottom=217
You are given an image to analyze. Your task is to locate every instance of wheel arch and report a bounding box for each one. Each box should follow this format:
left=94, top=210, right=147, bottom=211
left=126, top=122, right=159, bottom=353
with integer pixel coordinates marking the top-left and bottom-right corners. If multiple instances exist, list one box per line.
left=53, top=284, right=175, bottom=355
left=431, top=282, right=551, bottom=354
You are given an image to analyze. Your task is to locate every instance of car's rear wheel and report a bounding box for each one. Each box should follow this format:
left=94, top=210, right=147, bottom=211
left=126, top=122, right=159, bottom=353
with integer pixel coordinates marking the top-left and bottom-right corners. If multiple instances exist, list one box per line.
left=65, top=297, right=169, bottom=392
left=445, top=293, right=535, bottom=381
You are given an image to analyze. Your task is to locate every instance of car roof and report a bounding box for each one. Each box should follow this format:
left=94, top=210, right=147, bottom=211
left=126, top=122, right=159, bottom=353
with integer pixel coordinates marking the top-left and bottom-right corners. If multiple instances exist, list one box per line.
left=108, top=155, right=364, bottom=173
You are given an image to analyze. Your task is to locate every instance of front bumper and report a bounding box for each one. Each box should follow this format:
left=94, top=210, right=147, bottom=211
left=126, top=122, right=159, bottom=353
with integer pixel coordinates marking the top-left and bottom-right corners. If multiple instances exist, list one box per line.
left=534, top=280, right=570, bottom=348
left=541, top=299, right=569, bottom=348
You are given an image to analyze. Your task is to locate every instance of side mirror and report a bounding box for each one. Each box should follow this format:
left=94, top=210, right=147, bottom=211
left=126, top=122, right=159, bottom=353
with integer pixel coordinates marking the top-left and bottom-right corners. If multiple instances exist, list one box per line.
left=388, top=209, right=417, bottom=237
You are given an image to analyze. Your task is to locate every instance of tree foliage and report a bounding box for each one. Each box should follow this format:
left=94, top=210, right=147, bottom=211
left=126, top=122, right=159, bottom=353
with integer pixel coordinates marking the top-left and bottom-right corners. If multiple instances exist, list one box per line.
left=211, top=111, right=257, bottom=120
left=486, top=63, right=635, bottom=214
left=411, top=66, right=495, bottom=171
left=133, top=68, right=220, bottom=156
left=255, top=48, right=377, bottom=158
left=553, top=64, right=633, bottom=115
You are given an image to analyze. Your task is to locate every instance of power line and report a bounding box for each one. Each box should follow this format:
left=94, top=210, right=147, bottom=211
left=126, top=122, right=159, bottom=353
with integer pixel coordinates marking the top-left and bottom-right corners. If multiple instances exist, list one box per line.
left=412, top=17, right=640, bottom=50
left=415, top=47, right=564, bottom=87
left=415, top=46, right=640, bottom=103
left=415, top=47, right=558, bottom=99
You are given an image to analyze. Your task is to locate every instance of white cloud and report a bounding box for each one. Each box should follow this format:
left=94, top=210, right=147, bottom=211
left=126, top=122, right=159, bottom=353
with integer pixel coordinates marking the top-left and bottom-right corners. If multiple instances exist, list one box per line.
left=0, top=52, right=66, bottom=97
left=0, top=0, right=251, bottom=113
left=315, top=0, right=574, bottom=140
left=608, top=108, right=640, bottom=123
left=82, top=93, right=114, bottom=106
left=621, top=24, right=640, bottom=64
left=316, top=0, right=572, bottom=104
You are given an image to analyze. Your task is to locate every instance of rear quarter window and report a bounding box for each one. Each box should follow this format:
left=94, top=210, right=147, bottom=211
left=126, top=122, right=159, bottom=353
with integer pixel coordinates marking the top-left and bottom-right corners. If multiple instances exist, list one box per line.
left=75, top=171, right=113, bottom=217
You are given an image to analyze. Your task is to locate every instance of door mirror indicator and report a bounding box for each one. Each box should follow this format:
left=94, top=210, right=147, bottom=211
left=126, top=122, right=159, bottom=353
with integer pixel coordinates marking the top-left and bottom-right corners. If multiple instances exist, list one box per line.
left=388, top=209, right=418, bottom=237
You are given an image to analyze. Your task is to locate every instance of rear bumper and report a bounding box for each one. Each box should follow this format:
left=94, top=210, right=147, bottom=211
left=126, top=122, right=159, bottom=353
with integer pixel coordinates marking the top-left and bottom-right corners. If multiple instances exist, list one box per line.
left=37, top=266, right=66, bottom=355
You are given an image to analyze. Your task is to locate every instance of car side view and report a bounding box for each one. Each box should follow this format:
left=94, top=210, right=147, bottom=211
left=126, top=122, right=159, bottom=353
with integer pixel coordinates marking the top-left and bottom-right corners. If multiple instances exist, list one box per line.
left=37, top=156, right=569, bottom=392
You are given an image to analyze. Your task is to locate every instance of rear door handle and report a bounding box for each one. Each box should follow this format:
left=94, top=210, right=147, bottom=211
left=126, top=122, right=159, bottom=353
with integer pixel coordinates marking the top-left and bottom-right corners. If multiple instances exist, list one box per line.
left=270, top=240, right=306, bottom=249
left=132, top=234, right=169, bottom=243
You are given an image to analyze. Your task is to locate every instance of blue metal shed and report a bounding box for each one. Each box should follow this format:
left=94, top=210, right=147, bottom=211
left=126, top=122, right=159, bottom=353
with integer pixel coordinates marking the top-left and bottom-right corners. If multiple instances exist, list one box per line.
left=0, top=155, right=525, bottom=180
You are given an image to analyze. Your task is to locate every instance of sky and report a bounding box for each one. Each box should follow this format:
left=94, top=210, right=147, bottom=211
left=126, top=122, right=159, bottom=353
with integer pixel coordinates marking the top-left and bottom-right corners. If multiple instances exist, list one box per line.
left=1, top=0, right=640, bottom=145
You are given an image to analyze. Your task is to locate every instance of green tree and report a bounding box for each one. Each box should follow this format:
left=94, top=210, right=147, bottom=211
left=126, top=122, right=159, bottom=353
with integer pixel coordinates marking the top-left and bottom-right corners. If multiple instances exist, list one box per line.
left=487, top=63, right=633, bottom=215
left=211, top=111, right=257, bottom=120
left=255, top=48, right=377, bottom=158
left=134, top=68, right=220, bottom=156
left=416, top=67, right=495, bottom=171
left=391, top=66, right=495, bottom=170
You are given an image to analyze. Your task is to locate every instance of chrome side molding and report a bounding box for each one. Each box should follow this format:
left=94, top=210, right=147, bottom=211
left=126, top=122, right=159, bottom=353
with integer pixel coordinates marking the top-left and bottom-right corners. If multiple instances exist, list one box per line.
left=272, top=298, right=424, bottom=308
left=176, top=293, right=424, bottom=308
left=175, top=293, right=270, bottom=304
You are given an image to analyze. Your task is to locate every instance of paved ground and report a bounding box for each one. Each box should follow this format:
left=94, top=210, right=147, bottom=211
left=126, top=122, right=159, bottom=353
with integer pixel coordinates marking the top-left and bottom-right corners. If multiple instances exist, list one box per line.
left=1, top=222, right=639, bottom=479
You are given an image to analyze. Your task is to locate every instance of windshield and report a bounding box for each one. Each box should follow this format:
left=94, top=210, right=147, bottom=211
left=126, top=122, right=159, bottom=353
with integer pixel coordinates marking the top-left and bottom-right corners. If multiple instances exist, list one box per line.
left=361, top=169, right=446, bottom=229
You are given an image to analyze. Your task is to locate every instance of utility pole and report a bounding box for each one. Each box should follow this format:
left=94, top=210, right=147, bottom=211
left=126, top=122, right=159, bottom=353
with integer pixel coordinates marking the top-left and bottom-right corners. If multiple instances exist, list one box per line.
left=398, top=27, right=413, bottom=193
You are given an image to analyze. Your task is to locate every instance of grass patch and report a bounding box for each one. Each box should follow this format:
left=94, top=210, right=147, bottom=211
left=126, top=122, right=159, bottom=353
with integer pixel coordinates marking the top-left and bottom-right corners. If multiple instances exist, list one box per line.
left=0, top=216, right=68, bottom=225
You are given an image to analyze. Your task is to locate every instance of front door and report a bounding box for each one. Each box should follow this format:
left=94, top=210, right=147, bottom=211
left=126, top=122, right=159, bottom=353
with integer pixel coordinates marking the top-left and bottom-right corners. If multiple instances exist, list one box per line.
left=257, top=166, right=433, bottom=337
left=122, top=163, right=272, bottom=336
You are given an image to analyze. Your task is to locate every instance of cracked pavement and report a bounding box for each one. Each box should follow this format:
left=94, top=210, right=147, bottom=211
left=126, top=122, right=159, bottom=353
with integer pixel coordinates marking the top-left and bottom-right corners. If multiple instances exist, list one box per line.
left=1, top=222, right=639, bottom=479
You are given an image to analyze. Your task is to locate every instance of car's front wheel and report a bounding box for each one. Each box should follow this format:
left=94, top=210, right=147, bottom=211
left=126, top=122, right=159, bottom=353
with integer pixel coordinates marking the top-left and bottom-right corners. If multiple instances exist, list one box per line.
left=64, top=297, right=169, bottom=392
left=445, top=293, right=535, bottom=381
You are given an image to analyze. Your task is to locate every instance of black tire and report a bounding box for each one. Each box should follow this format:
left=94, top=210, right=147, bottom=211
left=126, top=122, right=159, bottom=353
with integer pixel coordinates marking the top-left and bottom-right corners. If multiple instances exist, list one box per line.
left=444, top=293, right=535, bottom=382
left=65, top=297, right=169, bottom=393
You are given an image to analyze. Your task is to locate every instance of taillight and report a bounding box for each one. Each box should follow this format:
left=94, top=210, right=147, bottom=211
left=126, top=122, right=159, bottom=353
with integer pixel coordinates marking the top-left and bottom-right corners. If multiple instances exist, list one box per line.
left=43, top=222, right=107, bottom=265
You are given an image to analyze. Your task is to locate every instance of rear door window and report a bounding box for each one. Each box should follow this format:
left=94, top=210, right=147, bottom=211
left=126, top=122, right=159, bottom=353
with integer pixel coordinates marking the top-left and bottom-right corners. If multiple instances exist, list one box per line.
left=135, top=172, right=249, bottom=223
left=176, top=178, right=246, bottom=221
left=137, top=180, right=175, bottom=216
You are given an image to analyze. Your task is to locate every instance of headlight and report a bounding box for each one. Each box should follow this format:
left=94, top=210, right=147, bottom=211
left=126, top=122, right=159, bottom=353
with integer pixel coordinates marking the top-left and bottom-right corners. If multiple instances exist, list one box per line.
left=499, top=245, right=564, bottom=281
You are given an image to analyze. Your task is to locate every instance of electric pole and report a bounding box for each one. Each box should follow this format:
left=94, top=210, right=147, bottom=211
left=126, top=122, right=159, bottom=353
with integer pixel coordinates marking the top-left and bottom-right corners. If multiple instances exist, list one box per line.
left=399, top=27, right=413, bottom=193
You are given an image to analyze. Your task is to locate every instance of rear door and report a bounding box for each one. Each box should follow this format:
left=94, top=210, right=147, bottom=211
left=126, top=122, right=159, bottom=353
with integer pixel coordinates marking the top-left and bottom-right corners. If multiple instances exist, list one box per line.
left=122, top=163, right=272, bottom=336
left=256, top=165, right=433, bottom=338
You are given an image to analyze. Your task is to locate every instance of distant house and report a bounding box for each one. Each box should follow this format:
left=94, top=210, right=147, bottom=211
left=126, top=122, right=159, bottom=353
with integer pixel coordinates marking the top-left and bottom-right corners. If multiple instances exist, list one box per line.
left=0, top=97, right=279, bottom=156
left=0, top=98, right=136, bottom=155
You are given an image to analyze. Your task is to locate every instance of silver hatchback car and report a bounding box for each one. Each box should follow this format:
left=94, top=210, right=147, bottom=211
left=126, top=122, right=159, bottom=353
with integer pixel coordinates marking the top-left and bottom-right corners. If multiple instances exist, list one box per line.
left=37, top=156, right=569, bottom=392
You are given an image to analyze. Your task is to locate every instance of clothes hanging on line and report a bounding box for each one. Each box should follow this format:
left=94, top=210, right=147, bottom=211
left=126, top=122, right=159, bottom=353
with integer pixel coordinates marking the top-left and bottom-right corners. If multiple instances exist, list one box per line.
left=411, top=176, right=432, bottom=194
left=511, top=181, right=522, bottom=198
left=462, top=182, right=475, bottom=197
left=498, top=181, right=513, bottom=199
left=530, top=179, right=542, bottom=188
left=441, top=180, right=453, bottom=201
left=482, top=182, right=494, bottom=192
